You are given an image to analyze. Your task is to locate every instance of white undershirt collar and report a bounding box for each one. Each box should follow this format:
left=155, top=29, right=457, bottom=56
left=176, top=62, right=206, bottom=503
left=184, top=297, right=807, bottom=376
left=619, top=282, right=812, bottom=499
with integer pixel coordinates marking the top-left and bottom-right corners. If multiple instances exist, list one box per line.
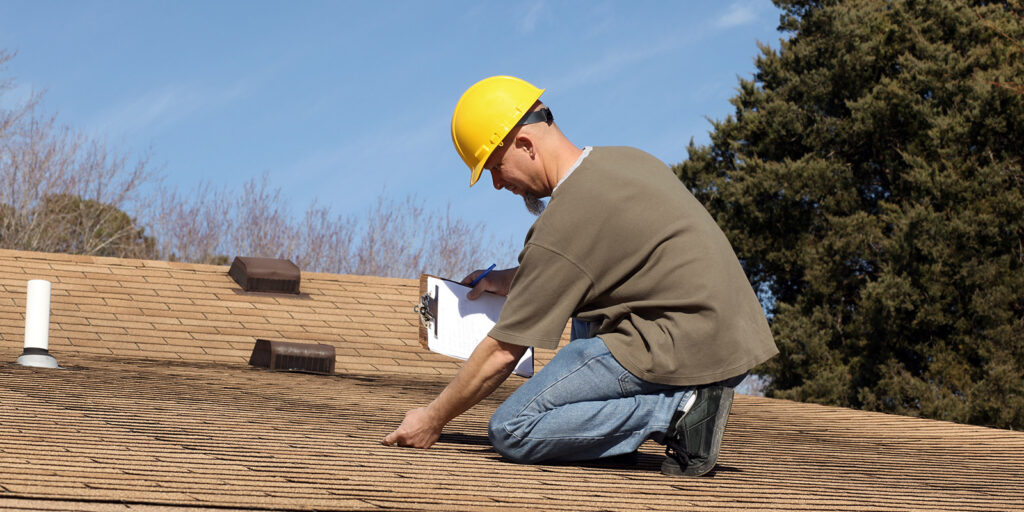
left=553, top=146, right=593, bottom=193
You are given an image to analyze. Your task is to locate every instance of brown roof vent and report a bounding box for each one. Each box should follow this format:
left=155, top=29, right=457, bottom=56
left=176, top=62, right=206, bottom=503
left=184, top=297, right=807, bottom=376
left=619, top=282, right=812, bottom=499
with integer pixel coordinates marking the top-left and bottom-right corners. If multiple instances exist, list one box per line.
left=249, top=339, right=335, bottom=375
left=229, top=256, right=300, bottom=294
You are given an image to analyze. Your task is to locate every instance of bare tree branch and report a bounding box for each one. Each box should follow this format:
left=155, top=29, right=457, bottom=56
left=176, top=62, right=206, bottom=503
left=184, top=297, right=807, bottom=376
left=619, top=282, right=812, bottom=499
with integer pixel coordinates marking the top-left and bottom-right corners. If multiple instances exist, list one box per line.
left=2, top=48, right=517, bottom=277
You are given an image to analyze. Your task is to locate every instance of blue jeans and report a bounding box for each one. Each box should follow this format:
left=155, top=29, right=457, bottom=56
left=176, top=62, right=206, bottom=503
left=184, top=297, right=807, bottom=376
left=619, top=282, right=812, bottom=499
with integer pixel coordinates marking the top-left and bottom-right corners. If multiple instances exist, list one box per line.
left=489, top=325, right=695, bottom=463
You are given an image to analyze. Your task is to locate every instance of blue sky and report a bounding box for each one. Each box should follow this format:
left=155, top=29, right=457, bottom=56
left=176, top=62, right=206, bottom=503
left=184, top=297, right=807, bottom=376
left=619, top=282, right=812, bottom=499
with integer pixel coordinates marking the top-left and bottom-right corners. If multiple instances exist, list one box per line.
left=0, top=0, right=784, bottom=256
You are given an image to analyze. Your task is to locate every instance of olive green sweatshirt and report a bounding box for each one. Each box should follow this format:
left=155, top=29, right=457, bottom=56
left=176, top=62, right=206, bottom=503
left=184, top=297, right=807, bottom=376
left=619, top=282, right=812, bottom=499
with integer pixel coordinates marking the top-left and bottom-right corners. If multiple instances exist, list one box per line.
left=489, top=146, right=778, bottom=386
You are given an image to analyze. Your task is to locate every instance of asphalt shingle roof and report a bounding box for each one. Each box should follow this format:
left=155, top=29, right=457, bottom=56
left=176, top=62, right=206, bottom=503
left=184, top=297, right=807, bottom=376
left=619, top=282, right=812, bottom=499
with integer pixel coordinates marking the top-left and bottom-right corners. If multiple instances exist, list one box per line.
left=1, top=248, right=1022, bottom=511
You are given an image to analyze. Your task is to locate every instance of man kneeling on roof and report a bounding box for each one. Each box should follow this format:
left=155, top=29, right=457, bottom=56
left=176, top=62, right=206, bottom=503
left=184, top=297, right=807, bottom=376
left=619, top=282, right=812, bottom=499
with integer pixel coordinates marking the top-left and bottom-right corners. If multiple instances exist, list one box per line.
left=383, top=76, right=778, bottom=477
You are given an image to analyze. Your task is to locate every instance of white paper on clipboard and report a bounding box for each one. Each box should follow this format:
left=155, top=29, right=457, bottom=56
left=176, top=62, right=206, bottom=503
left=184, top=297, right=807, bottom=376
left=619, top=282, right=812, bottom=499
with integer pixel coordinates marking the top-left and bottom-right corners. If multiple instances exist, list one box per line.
left=421, top=275, right=533, bottom=377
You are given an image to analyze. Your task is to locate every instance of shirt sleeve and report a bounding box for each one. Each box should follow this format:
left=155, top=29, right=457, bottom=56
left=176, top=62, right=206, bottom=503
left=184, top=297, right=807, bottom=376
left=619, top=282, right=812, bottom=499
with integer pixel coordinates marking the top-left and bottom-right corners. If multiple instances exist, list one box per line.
left=488, top=242, right=593, bottom=349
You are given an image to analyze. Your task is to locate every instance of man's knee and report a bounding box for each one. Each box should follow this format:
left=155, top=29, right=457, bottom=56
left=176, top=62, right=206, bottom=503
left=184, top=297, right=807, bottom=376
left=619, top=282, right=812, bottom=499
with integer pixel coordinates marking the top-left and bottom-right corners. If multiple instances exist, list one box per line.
left=488, top=406, right=540, bottom=464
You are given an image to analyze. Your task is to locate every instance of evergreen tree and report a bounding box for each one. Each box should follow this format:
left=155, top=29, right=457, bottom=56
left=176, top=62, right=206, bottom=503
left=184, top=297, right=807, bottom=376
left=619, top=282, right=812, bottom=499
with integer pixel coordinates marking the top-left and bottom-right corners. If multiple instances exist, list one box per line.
left=677, top=0, right=1024, bottom=429
left=0, top=194, right=156, bottom=259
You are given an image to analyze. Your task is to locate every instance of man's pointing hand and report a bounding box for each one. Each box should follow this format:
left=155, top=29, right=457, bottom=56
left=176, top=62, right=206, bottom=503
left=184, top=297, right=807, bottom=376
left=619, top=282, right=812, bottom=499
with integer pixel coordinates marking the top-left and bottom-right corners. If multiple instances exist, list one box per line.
left=382, top=407, right=443, bottom=449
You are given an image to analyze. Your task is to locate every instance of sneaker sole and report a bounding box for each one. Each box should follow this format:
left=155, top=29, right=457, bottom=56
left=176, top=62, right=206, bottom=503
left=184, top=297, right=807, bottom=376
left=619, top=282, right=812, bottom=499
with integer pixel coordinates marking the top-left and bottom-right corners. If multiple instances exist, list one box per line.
left=661, top=387, right=735, bottom=477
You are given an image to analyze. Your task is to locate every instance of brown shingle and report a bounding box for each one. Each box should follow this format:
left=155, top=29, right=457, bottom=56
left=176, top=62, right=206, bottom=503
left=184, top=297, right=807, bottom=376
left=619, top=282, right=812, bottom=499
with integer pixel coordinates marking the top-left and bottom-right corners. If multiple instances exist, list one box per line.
left=1, top=249, right=1022, bottom=511
left=4, top=350, right=1021, bottom=511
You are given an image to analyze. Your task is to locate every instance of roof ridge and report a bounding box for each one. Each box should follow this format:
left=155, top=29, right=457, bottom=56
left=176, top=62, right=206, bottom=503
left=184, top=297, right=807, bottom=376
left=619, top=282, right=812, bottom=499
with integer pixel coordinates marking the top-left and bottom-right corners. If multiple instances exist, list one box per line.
left=0, top=248, right=419, bottom=285
left=0, top=248, right=226, bottom=273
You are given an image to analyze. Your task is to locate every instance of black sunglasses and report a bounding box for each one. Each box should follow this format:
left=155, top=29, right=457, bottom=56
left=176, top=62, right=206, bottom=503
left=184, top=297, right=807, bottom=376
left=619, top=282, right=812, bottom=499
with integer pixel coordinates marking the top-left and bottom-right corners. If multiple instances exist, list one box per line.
left=517, top=107, right=554, bottom=126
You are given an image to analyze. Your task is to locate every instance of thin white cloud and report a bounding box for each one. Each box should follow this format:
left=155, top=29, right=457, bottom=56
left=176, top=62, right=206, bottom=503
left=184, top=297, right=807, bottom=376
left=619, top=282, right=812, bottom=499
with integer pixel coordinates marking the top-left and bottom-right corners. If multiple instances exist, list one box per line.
left=519, top=1, right=547, bottom=34
left=283, top=114, right=449, bottom=195
left=716, top=1, right=759, bottom=29
left=548, top=30, right=701, bottom=93
left=90, top=79, right=250, bottom=137
left=90, top=85, right=196, bottom=136
left=548, top=1, right=765, bottom=92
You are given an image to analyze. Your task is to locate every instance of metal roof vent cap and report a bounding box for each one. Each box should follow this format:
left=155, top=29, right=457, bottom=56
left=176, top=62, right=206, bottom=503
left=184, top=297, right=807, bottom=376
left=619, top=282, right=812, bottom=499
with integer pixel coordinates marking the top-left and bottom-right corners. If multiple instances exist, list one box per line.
left=229, top=256, right=301, bottom=294
left=17, top=280, right=59, bottom=369
left=249, top=339, right=335, bottom=375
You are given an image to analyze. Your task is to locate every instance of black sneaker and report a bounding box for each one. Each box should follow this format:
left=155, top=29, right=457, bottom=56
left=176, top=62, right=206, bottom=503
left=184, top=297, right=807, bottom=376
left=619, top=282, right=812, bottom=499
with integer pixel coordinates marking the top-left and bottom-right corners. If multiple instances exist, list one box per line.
left=661, top=385, right=735, bottom=477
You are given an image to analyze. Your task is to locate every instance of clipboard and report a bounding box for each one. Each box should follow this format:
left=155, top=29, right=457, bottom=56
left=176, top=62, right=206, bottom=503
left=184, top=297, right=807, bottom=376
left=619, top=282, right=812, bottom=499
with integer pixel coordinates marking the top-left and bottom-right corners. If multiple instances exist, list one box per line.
left=414, top=274, right=533, bottom=377
left=414, top=274, right=440, bottom=344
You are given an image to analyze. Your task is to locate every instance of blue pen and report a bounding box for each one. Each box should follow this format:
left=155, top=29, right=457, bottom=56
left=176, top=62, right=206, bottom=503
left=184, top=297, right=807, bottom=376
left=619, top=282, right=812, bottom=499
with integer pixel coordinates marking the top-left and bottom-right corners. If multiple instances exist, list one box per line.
left=468, top=264, right=497, bottom=288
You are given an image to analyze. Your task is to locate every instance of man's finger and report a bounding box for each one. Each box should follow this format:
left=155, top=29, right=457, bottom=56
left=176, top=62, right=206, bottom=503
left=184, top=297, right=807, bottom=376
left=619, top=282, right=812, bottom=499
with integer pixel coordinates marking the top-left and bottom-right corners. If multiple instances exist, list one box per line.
left=382, top=432, right=397, bottom=446
left=460, top=270, right=481, bottom=285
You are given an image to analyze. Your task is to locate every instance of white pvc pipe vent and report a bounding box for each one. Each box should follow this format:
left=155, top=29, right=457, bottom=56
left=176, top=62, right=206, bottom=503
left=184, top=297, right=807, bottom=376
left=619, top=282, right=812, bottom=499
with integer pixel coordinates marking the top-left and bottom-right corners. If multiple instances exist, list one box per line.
left=17, top=279, right=59, bottom=368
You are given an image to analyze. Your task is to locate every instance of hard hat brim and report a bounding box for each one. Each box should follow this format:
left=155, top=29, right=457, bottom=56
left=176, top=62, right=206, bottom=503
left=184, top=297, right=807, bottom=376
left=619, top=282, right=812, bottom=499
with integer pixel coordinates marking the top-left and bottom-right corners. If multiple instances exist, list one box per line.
left=470, top=162, right=485, bottom=187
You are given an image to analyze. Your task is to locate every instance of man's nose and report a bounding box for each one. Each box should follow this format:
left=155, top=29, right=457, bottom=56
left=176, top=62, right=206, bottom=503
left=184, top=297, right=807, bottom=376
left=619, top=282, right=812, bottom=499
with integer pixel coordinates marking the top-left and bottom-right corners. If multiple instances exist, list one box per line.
left=490, top=171, right=505, bottom=190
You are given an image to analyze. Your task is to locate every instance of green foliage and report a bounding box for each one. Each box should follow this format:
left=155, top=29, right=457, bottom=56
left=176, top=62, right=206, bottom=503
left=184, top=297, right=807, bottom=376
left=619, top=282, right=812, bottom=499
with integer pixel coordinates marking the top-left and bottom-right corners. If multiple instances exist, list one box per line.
left=1, top=194, right=156, bottom=259
left=39, top=194, right=156, bottom=258
left=677, top=0, right=1024, bottom=428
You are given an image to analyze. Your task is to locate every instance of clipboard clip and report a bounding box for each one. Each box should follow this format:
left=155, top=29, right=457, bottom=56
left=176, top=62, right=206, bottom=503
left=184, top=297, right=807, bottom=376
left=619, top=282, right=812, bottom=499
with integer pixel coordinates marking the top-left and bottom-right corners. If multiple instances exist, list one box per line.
left=414, top=284, right=439, bottom=336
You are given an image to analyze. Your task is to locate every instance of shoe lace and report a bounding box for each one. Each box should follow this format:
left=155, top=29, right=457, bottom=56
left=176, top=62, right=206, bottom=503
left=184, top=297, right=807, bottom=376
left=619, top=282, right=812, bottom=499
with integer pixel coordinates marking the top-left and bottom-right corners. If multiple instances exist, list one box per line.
left=664, top=430, right=691, bottom=469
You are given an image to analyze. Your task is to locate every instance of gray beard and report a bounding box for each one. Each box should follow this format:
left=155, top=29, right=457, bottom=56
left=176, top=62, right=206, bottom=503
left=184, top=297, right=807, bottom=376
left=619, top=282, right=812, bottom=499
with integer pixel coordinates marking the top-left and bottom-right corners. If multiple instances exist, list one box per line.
left=523, top=193, right=547, bottom=216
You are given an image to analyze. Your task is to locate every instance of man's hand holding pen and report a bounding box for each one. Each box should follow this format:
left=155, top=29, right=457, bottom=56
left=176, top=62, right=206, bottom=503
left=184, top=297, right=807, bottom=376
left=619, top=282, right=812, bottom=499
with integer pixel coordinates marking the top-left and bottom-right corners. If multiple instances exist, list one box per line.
left=462, top=265, right=518, bottom=300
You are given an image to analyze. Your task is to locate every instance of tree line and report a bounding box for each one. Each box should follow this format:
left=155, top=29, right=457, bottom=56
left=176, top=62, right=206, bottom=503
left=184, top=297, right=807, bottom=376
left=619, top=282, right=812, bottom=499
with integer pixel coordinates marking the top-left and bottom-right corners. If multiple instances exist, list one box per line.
left=0, top=50, right=515, bottom=279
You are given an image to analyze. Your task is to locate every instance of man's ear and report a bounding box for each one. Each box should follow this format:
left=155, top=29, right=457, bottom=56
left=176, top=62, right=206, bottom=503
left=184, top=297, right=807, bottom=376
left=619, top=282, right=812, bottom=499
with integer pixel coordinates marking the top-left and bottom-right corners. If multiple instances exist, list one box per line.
left=514, top=133, right=535, bottom=158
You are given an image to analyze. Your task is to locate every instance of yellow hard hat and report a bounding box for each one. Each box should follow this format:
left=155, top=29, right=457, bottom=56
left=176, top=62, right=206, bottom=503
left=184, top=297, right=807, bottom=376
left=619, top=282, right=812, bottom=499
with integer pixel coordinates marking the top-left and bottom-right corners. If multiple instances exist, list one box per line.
left=451, top=76, right=545, bottom=186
